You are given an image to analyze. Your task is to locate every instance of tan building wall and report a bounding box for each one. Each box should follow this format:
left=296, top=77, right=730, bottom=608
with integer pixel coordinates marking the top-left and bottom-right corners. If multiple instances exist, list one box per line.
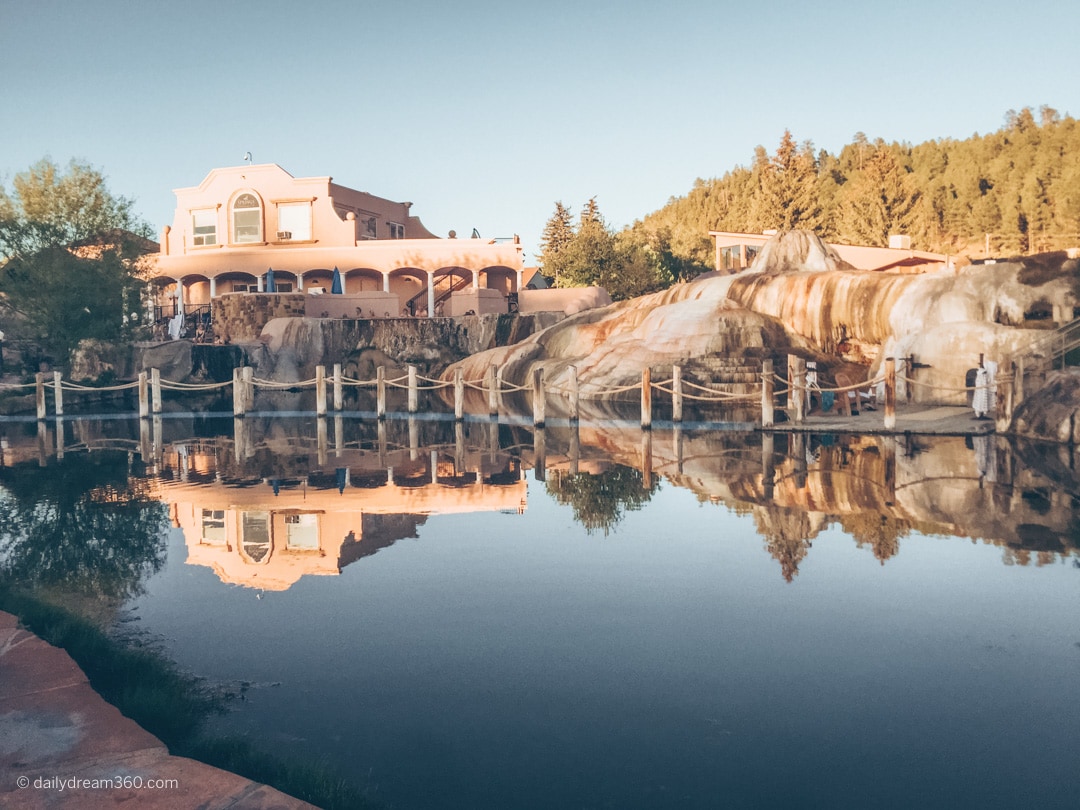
left=150, top=164, right=526, bottom=321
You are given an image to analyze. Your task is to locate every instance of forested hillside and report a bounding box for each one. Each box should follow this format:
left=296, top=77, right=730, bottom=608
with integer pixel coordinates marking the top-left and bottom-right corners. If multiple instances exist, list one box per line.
left=634, top=106, right=1080, bottom=268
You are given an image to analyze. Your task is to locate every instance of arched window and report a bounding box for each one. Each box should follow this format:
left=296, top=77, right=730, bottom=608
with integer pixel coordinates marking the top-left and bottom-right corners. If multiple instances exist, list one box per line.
left=232, top=192, right=263, bottom=244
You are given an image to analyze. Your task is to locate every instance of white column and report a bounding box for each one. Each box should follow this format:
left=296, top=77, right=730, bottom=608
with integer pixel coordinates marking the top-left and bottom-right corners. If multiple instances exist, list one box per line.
left=515, top=268, right=523, bottom=291
left=382, top=272, right=390, bottom=293
left=257, top=275, right=265, bottom=292
left=472, top=269, right=479, bottom=291
left=426, top=273, right=435, bottom=318
left=340, top=274, right=347, bottom=294
left=297, top=272, right=304, bottom=291
left=175, top=278, right=185, bottom=306
left=209, top=277, right=217, bottom=298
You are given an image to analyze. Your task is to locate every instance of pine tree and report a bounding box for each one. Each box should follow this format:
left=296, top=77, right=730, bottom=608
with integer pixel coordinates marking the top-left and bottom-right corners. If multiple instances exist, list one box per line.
left=538, top=201, right=575, bottom=282
left=836, top=144, right=920, bottom=246
left=753, top=131, right=823, bottom=232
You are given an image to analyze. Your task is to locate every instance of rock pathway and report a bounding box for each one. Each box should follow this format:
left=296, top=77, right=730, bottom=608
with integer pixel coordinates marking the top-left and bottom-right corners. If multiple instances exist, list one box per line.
left=0, top=611, right=317, bottom=809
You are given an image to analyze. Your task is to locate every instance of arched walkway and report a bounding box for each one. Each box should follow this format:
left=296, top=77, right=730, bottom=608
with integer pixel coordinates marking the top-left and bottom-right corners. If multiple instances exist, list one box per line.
left=389, top=268, right=428, bottom=316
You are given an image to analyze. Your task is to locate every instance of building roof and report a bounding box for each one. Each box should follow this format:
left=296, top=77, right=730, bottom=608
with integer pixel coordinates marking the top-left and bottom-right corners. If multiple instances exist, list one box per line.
left=709, top=231, right=948, bottom=272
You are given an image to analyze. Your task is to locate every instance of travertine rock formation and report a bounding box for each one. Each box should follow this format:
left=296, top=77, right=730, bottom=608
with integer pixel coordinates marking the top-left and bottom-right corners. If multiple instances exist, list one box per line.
left=445, top=232, right=1079, bottom=413
left=441, top=275, right=822, bottom=408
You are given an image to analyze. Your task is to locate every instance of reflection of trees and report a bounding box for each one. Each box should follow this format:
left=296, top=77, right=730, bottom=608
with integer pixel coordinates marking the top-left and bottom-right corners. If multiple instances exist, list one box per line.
left=546, top=466, right=658, bottom=535
left=753, top=506, right=824, bottom=582
left=0, top=453, right=169, bottom=600
left=841, top=513, right=910, bottom=565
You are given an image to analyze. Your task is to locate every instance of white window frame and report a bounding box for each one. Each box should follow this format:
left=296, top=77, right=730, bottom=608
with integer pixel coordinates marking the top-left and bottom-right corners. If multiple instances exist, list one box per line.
left=192, top=209, right=218, bottom=247
left=388, top=222, right=404, bottom=239
left=200, top=508, right=226, bottom=544
left=232, top=192, right=263, bottom=244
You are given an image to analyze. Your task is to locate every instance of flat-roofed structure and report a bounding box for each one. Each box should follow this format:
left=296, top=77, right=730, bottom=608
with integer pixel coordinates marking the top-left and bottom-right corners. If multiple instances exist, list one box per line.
left=710, top=231, right=950, bottom=274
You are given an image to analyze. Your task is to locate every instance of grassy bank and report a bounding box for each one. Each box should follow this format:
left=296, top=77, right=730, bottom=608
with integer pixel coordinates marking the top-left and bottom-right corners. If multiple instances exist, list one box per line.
left=0, top=586, right=377, bottom=810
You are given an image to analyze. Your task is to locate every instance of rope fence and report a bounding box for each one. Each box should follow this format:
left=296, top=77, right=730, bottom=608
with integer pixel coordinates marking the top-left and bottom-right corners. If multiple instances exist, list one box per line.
left=4, top=353, right=1021, bottom=431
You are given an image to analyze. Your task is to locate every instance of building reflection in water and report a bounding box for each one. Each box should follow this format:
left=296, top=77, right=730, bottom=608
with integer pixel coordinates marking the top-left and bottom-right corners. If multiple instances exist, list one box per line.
left=151, top=420, right=527, bottom=591
left=1, top=415, right=1077, bottom=589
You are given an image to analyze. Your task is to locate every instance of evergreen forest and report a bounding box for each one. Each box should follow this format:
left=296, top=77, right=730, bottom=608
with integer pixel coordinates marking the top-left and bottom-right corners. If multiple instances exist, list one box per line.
left=540, top=106, right=1080, bottom=299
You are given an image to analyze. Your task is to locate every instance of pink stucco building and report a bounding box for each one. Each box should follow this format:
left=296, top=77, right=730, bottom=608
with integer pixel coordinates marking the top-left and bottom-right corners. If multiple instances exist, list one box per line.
left=150, top=164, right=526, bottom=322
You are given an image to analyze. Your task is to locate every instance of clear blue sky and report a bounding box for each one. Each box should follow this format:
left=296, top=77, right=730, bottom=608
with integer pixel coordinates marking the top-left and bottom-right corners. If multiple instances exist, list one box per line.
left=2, top=0, right=1077, bottom=262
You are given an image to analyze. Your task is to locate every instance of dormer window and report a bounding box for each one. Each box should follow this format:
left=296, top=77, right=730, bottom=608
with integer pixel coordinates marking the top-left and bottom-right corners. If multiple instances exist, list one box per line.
left=232, top=192, right=263, bottom=244
left=389, top=222, right=404, bottom=239
left=192, top=209, right=217, bottom=246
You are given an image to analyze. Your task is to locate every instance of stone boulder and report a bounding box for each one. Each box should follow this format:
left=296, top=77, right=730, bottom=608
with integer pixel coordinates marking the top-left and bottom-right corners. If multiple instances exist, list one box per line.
left=1011, top=369, right=1080, bottom=443
left=133, top=340, right=194, bottom=381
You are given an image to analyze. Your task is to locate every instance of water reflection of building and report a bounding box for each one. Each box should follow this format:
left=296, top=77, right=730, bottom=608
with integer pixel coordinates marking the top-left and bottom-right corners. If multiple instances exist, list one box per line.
left=151, top=444, right=527, bottom=591
left=4, top=417, right=1078, bottom=587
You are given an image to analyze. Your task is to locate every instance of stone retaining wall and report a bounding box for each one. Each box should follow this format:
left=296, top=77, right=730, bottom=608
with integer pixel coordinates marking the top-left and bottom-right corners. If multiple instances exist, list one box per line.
left=215, top=293, right=307, bottom=343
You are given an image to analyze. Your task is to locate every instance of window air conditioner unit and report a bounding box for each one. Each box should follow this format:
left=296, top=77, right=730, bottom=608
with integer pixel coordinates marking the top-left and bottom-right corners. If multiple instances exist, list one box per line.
left=277, top=231, right=292, bottom=240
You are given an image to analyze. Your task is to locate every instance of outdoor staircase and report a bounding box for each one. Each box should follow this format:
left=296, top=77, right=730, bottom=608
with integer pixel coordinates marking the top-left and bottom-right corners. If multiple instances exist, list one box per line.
left=406, top=275, right=473, bottom=315
left=1015, top=316, right=1080, bottom=373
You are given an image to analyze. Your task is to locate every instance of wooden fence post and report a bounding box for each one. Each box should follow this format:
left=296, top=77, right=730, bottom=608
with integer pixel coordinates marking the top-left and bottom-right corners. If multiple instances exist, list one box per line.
left=904, top=355, right=914, bottom=405
left=317, top=416, right=328, bottom=467
left=333, top=363, right=343, bottom=412
left=787, top=355, right=797, bottom=409
left=532, top=367, right=545, bottom=428
left=487, top=364, right=499, bottom=417
left=641, top=368, right=652, bottom=430
left=139, top=416, right=151, bottom=460
left=316, top=365, right=327, bottom=416
left=407, top=365, right=418, bottom=413
left=761, top=359, right=774, bottom=428
left=53, top=371, right=63, bottom=417
left=762, top=432, right=775, bottom=500
left=641, top=430, right=653, bottom=488
left=792, top=358, right=806, bottom=424
left=377, top=366, right=387, bottom=419
left=884, top=357, right=897, bottom=430
left=138, top=371, right=149, bottom=418
left=232, top=367, right=245, bottom=416
left=569, top=423, right=580, bottom=476
left=242, top=366, right=254, bottom=412
left=672, top=365, right=684, bottom=423
left=454, top=368, right=464, bottom=421
left=151, top=368, right=162, bottom=415
left=568, top=365, right=580, bottom=422
left=534, top=426, right=546, bottom=482
left=36, top=373, right=46, bottom=420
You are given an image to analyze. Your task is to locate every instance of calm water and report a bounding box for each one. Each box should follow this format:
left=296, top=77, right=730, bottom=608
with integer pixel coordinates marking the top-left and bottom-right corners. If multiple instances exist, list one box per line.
left=1, top=413, right=1078, bottom=809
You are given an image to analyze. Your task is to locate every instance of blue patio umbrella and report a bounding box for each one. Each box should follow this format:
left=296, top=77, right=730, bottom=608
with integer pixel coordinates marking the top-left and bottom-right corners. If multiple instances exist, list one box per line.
left=336, top=467, right=347, bottom=493
left=331, top=267, right=343, bottom=295
left=265, top=267, right=276, bottom=293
